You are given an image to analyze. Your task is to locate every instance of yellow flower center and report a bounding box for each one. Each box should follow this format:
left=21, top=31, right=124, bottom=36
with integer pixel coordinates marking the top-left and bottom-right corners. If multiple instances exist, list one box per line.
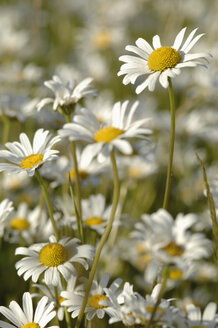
left=93, top=31, right=111, bottom=48
left=21, top=323, right=40, bottom=328
left=9, top=217, right=30, bottom=231
left=87, top=294, right=108, bottom=309
left=84, top=216, right=105, bottom=226
left=39, top=243, right=68, bottom=267
left=169, top=268, right=183, bottom=280
left=94, top=126, right=123, bottom=143
left=20, top=154, right=43, bottom=169
left=128, top=167, right=143, bottom=178
left=161, top=241, right=184, bottom=257
left=148, top=47, right=181, bottom=71
left=146, top=306, right=164, bottom=313
left=66, top=169, right=88, bottom=181
left=58, top=295, right=65, bottom=305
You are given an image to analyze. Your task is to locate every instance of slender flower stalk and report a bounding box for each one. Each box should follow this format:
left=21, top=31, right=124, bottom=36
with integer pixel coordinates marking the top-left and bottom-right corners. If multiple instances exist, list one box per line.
left=75, top=149, right=120, bottom=328
left=64, top=113, right=82, bottom=220
left=35, top=169, right=59, bottom=240
left=196, top=154, right=218, bottom=261
left=69, top=178, right=84, bottom=243
left=146, top=265, right=170, bottom=328
left=162, top=78, right=175, bottom=209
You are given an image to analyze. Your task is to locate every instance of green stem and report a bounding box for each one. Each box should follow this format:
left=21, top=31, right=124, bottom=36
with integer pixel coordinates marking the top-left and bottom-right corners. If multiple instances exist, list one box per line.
left=35, top=169, right=59, bottom=240
left=69, top=179, right=84, bottom=243
left=75, top=149, right=120, bottom=328
left=162, top=78, right=175, bottom=210
left=146, top=265, right=170, bottom=328
left=64, top=113, right=82, bottom=220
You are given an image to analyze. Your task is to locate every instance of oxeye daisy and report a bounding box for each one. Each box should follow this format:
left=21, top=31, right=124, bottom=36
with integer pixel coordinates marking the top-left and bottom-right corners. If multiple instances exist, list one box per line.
left=118, top=27, right=210, bottom=93
left=61, top=272, right=122, bottom=320
left=0, top=292, right=57, bottom=328
left=15, top=235, right=94, bottom=286
left=186, top=302, right=218, bottom=328
left=37, top=75, right=97, bottom=112
left=58, top=100, right=152, bottom=164
left=0, top=129, right=60, bottom=176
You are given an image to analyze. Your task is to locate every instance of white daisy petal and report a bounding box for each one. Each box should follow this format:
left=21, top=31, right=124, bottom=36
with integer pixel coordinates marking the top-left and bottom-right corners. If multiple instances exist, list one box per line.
left=172, top=27, right=187, bottom=50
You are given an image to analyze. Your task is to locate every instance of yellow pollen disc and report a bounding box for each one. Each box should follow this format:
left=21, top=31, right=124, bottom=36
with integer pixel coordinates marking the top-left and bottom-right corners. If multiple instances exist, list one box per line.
left=88, top=294, right=108, bottom=309
left=146, top=306, right=164, bottom=313
left=21, top=323, right=40, bottom=328
left=39, top=243, right=68, bottom=267
left=20, top=154, right=43, bottom=169
left=84, top=216, right=105, bottom=226
left=9, top=217, right=30, bottom=231
left=128, top=167, right=143, bottom=178
left=58, top=295, right=65, bottom=305
left=94, top=126, right=123, bottom=143
left=169, top=268, right=183, bottom=280
left=148, top=47, right=181, bottom=71
left=93, top=31, right=111, bottom=48
left=66, top=169, right=88, bottom=180
left=161, top=241, right=184, bottom=257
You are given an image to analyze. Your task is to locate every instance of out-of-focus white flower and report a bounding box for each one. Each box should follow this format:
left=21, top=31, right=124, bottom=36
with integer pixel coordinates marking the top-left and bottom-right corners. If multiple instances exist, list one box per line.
left=0, top=198, right=14, bottom=237
left=37, top=75, right=96, bottom=111
left=0, top=93, right=38, bottom=121
left=132, top=209, right=212, bottom=266
left=186, top=302, right=218, bottom=328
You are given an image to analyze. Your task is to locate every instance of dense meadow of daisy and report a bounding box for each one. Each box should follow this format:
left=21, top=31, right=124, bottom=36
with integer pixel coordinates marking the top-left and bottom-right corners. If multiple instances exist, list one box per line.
left=0, top=0, right=218, bottom=328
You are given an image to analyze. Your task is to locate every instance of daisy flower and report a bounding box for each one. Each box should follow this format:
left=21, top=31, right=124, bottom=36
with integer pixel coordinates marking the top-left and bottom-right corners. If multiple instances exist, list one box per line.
left=0, top=129, right=61, bottom=176
left=132, top=209, right=212, bottom=266
left=5, top=203, right=53, bottom=245
left=0, top=292, right=57, bottom=328
left=61, top=272, right=122, bottom=320
left=15, top=235, right=94, bottom=286
left=118, top=27, right=210, bottom=93
left=186, top=302, right=218, bottom=328
left=37, top=75, right=96, bottom=112
left=78, top=194, right=120, bottom=234
left=58, top=100, right=152, bottom=164
left=33, top=276, right=84, bottom=321
left=0, top=198, right=14, bottom=237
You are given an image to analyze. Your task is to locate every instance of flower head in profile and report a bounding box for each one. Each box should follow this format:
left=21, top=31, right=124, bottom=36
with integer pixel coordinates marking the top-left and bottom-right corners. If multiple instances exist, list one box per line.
left=59, top=100, right=152, bottom=164
left=15, top=235, right=94, bottom=286
left=0, top=292, right=57, bottom=328
left=118, top=27, right=210, bottom=93
left=37, top=75, right=96, bottom=112
left=0, top=129, right=60, bottom=176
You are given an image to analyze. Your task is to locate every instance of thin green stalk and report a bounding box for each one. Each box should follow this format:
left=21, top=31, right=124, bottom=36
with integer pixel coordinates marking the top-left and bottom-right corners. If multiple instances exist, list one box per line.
left=146, top=265, right=170, bottom=328
left=69, top=179, right=84, bottom=243
left=162, top=78, right=175, bottom=210
left=35, top=169, right=59, bottom=240
left=64, top=113, right=82, bottom=220
left=75, top=149, right=120, bottom=328
left=196, top=154, right=218, bottom=260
